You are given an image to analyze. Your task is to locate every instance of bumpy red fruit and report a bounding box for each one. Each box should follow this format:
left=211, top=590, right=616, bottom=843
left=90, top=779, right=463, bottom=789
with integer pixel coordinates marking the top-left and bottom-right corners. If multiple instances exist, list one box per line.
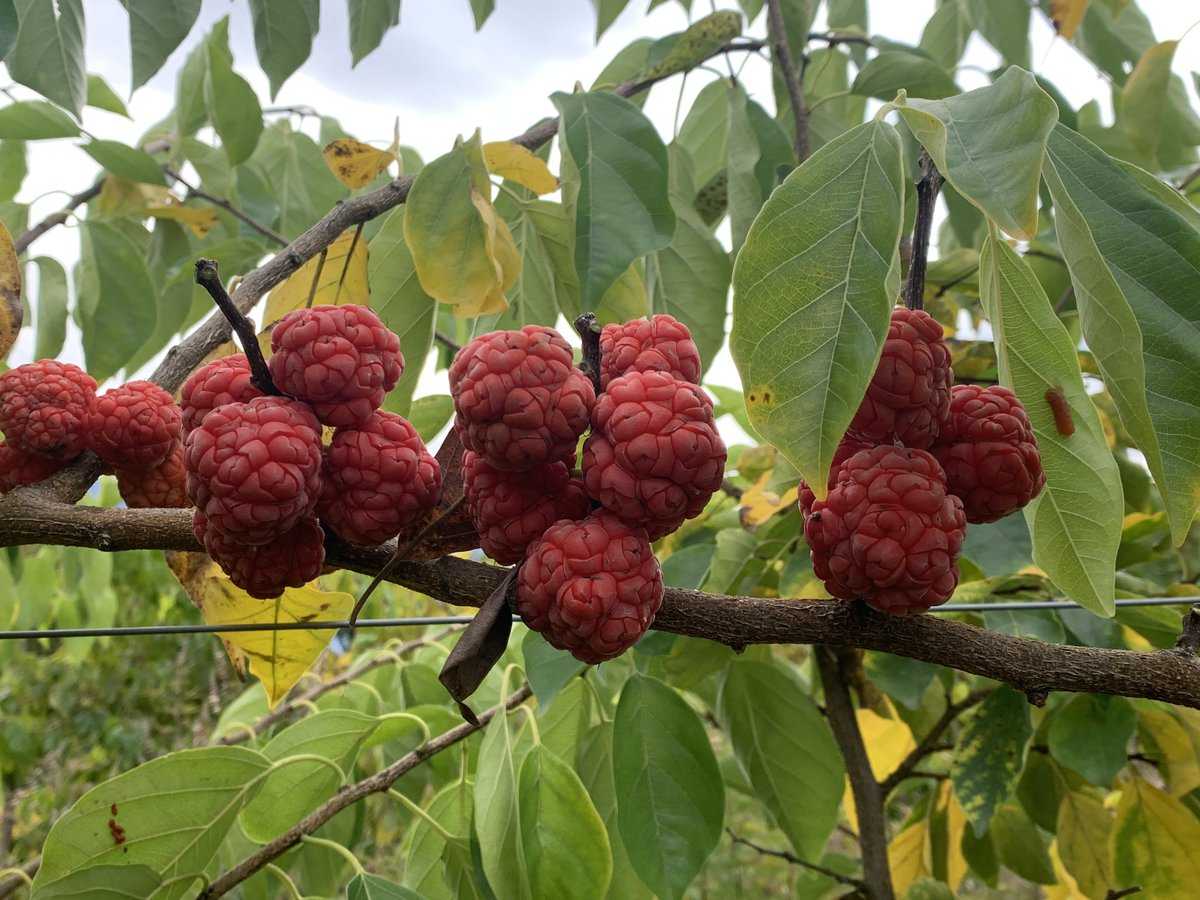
left=450, top=326, right=596, bottom=471
left=180, top=354, right=264, bottom=435
left=87, top=380, right=181, bottom=468
left=0, top=441, right=66, bottom=493
left=803, top=445, right=966, bottom=615
left=268, top=305, right=403, bottom=428
left=318, top=410, right=441, bottom=545
left=197, top=512, right=325, bottom=600
left=464, top=451, right=590, bottom=564
left=932, top=384, right=1045, bottom=524
left=0, top=360, right=97, bottom=459
left=116, top=443, right=189, bottom=509
left=583, top=371, right=725, bottom=537
left=184, top=397, right=323, bottom=545
left=798, top=437, right=872, bottom=516
left=847, top=307, right=952, bottom=448
left=599, top=314, right=702, bottom=389
left=516, top=511, right=663, bottom=663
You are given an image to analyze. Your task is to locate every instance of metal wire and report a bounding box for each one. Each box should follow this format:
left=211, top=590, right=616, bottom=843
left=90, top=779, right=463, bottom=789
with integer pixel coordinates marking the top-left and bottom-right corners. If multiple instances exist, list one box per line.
left=0, top=597, right=1193, bottom=640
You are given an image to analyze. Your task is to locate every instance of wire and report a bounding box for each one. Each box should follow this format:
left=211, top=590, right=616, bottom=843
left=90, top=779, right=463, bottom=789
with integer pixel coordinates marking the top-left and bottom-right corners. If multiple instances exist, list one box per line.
left=0, top=598, right=1193, bottom=641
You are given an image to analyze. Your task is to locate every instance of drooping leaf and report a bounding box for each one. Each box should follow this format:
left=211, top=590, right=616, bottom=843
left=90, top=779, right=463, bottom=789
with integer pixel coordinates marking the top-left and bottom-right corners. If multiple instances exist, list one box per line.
left=474, top=700, right=532, bottom=899
left=248, top=0, right=318, bottom=98
left=174, top=36, right=208, bottom=136
left=552, top=90, right=674, bottom=310
left=1111, top=778, right=1200, bottom=897
left=1138, top=706, right=1200, bottom=797
left=348, top=0, right=401, bottom=65
left=896, top=67, right=1058, bottom=240
left=1056, top=789, right=1114, bottom=899
left=888, top=818, right=932, bottom=896
left=967, top=0, right=1030, bottom=68
left=85, top=73, right=129, bottom=117
left=78, top=221, right=157, bottom=382
left=1047, top=694, right=1136, bottom=786
left=951, top=686, right=1032, bottom=836
left=731, top=119, right=904, bottom=502
left=676, top=80, right=730, bottom=190
left=522, top=629, right=585, bottom=708
left=31, top=256, right=66, bottom=360
left=0, top=101, right=79, bottom=139
left=978, top=235, right=1121, bottom=615
left=81, top=139, right=165, bottom=185
left=6, top=0, right=85, bottom=116
left=1118, top=39, right=1175, bottom=169
left=403, top=780, right=481, bottom=899
left=990, top=803, right=1055, bottom=884
left=719, top=659, right=844, bottom=859
left=919, top=0, right=972, bottom=69
left=484, top=141, right=558, bottom=195
left=0, top=139, right=25, bottom=200
left=614, top=674, right=724, bottom=899
left=590, top=0, right=631, bottom=40
left=726, top=81, right=762, bottom=255
left=203, top=16, right=264, bottom=166
left=406, top=394, right=453, bottom=442
left=851, top=51, right=959, bottom=101
left=0, top=0, right=15, bottom=62
left=127, top=0, right=201, bottom=90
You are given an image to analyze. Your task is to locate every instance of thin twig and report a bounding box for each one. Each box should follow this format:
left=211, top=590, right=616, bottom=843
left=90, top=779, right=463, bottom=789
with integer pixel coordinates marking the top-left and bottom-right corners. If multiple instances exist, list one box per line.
left=766, top=0, right=810, bottom=161
left=164, top=167, right=288, bottom=247
left=809, top=30, right=872, bottom=47
left=333, top=224, right=364, bottom=305
left=193, top=259, right=280, bottom=395
left=726, top=828, right=866, bottom=888
left=435, top=331, right=462, bottom=355
left=12, top=182, right=101, bottom=255
left=573, top=312, right=602, bottom=394
left=880, top=688, right=989, bottom=795
left=1105, top=888, right=1142, bottom=900
left=304, top=248, right=329, bottom=309
left=903, top=152, right=944, bottom=312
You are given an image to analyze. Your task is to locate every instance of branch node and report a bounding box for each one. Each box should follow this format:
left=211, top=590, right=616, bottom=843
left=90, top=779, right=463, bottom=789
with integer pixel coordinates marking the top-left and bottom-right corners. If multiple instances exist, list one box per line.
left=903, top=151, right=944, bottom=312
left=193, top=259, right=281, bottom=397
left=1175, top=605, right=1200, bottom=656
left=574, top=312, right=602, bottom=395
left=1025, top=687, right=1050, bottom=707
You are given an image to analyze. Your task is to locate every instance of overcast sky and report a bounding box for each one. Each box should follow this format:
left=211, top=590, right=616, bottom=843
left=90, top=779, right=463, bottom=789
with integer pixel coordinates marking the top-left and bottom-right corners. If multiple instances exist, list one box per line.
left=4, top=0, right=1197, bottom=443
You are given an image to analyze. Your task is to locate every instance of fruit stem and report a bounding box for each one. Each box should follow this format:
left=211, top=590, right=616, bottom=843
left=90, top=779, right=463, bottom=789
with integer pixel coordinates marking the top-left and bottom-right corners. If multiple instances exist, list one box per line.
left=903, top=151, right=943, bottom=312
left=574, top=312, right=602, bottom=394
left=194, top=259, right=282, bottom=396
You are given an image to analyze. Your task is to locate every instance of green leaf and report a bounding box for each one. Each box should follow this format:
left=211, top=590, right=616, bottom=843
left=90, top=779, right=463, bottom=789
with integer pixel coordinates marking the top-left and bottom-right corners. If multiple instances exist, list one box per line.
left=0, top=0, right=16, bottom=61
left=368, top=207, right=434, bottom=417
left=720, top=659, right=844, bottom=859
left=240, top=709, right=378, bottom=843
left=32, top=746, right=271, bottom=899
left=676, top=80, right=730, bottom=190
left=591, top=37, right=654, bottom=108
left=552, top=90, right=674, bottom=310
left=1057, top=789, right=1114, bottom=899
left=967, top=0, right=1029, bottom=68
left=32, top=256, right=67, bottom=360
left=81, top=140, right=165, bottom=185
left=614, top=674, right=724, bottom=899
left=174, top=35, right=207, bottom=136
left=519, top=745, right=612, bottom=899
left=0, top=101, right=79, bottom=139
left=79, top=222, right=157, bottom=383
left=1118, top=40, right=1176, bottom=168
left=127, top=0, right=201, bottom=90
left=641, top=10, right=741, bottom=82
left=467, top=0, right=494, bottom=30
left=951, top=687, right=1031, bottom=836
left=6, top=0, right=85, bottom=116
left=405, top=394, right=453, bottom=443
left=863, top=652, right=937, bottom=711
left=475, top=704, right=532, bottom=899
left=85, top=73, right=128, bottom=118
left=348, top=873, right=423, bottom=900
left=590, top=0, right=631, bottom=40
left=851, top=51, right=959, bottom=101
left=0, top=139, right=25, bottom=200
left=481, top=199, right=561, bottom=330
left=896, top=67, right=1057, bottom=241
left=978, top=235, right=1121, bottom=616
left=961, top=514, right=1032, bottom=577
left=1111, top=778, right=1200, bottom=897
left=1043, top=124, right=1200, bottom=545
left=730, top=119, right=904, bottom=502
left=32, top=864, right=162, bottom=899
left=250, top=122, right=346, bottom=239
left=248, top=0, right=318, bottom=99
left=1047, top=694, right=1136, bottom=786
left=989, top=803, right=1054, bottom=884
left=702, top=529, right=757, bottom=595
left=348, top=0, right=401, bottom=66
left=919, top=0, right=972, bottom=69
left=403, top=780, right=483, bottom=899
left=522, top=629, right=585, bottom=708
left=203, top=16, right=264, bottom=166
left=726, top=81, right=762, bottom=255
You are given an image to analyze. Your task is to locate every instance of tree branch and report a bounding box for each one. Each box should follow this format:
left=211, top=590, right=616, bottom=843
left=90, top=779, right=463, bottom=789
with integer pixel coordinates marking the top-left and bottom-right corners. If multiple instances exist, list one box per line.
left=726, top=828, right=866, bottom=889
left=879, top=689, right=989, bottom=795
left=164, top=167, right=288, bottom=247
left=904, top=151, right=944, bottom=311
left=198, top=685, right=533, bottom=898
left=12, top=182, right=101, bottom=255
left=766, top=0, right=810, bottom=161
left=194, top=259, right=280, bottom=395
left=815, top=647, right=894, bottom=900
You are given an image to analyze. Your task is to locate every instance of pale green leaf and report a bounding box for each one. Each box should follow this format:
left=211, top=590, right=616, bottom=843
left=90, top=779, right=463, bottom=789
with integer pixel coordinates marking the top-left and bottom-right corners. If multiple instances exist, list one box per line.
left=590, top=0, right=631, bottom=40
left=203, top=17, right=264, bottom=166
left=402, top=780, right=481, bottom=899
left=967, top=0, right=1029, bottom=68
left=348, top=0, right=401, bottom=66
left=6, top=0, right=85, bottom=116
left=81, top=140, right=164, bottom=185
left=248, top=0, right=319, bottom=99
left=521, top=630, right=585, bottom=708
left=127, top=0, right=201, bottom=90
left=405, top=394, right=453, bottom=442
left=348, top=873, right=423, bottom=900
left=32, top=256, right=67, bottom=360
left=0, top=139, right=25, bottom=200
left=851, top=51, right=959, bottom=101
left=85, top=73, right=129, bottom=118
left=173, top=35, right=207, bottom=136
left=676, top=80, right=730, bottom=189
left=727, top=81, right=762, bottom=254
left=0, top=101, right=79, bottom=139
left=79, top=222, right=157, bottom=383
left=1118, top=40, right=1175, bottom=168
left=32, top=864, right=161, bottom=899
left=591, top=37, right=654, bottom=108
left=919, top=0, right=972, bottom=70
left=475, top=705, right=532, bottom=899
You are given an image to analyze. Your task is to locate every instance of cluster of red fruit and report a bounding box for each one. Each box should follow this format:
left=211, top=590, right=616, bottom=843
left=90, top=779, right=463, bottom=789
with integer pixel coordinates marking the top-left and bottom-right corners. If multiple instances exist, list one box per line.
left=183, top=305, right=440, bottom=599
left=0, top=360, right=188, bottom=508
left=800, top=307, right=1045, bottom=615
left=452, top=316, right=727, bottom=663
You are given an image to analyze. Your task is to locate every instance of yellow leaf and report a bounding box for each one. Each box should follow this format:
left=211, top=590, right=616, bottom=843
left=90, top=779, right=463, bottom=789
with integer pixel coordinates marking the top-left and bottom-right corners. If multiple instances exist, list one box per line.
left=146, top=203, right=220, bottom=237
left=0, top=222, right=20, bottom=363
left=938, top=781, right=969, bottom=891
left=264, top=227, right=369, bottom=326
left=1122, top=626, right=1153, bottom=651
left=1050, top=0, right=1089, bottom=39
left=844, top=701, right=916, bottom=832
left=323, top=138, right=396, bottom=189
left=483, top=140, right=559, bottom=194
left=1057, top=789, right=1115, bottom=898
left=888, top=819, right=931, bottom=896
left=1140, top=707, right=1200, bottom=797
left=1111, top=777, right=1200, bottom=897
left=1046, top=840, right=1089, bottom=900
left=739, top=471, right=799, bottom=526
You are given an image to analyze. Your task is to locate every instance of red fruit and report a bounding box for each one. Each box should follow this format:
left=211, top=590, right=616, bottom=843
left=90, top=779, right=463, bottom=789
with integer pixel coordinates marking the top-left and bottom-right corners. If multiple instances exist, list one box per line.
left=599, top=314, right=701, bottom=390
left=847, top=307, right=952, bottom=449
left=318, top=410, right=441, bottom=545
left=798, top=437, right=873, bottom=516
left=180, top=354, right=264, bottom=435
left=449, top=326, right=595, bottom=471
left=0, top=441, right=66, bottom=493
left=268, top=305, right=404, bottom=428
left=184, top=397, right=323, bottom=545
left=197, top=512, right=325, bottom=600
left=803, top=445, right=966, bottom=616
left=0, top=360, right=97, bottom=459
left=932, top=384, right=1045, bottom=523
left=116, top=443, right=189, bottom=509
left=583, top=371, right=725, bottom=537
left=464, top=451, right=590, bottom=564
left=86, top=380, right=181, bottom=468
left=516, top=511, right=663, bottom=663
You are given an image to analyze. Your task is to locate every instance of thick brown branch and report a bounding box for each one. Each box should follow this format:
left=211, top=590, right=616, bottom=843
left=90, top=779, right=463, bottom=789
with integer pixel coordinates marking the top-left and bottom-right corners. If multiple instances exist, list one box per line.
left=199, top=685, right=532, bottom=897
left=904, top=152, right=943, bottom=311
left=766, top=0, right=810, bottom=161
left=879, top=689, right=989, bottom=795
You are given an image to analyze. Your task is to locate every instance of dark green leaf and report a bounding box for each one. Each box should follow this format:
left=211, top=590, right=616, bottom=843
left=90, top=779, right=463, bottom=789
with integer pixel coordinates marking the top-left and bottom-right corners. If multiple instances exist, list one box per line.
left=347, top=873, right=423, bottom=900
left=553, top=90, right=674, bottom=310
left=248, top=0, right=319, bottom=98
left=702, top=529, right=758, bottom=595
left=406, top=394, right=453, bottom=443
left=967, top=0, right=1029, bottom=68
left=522, top=629, right=585, bottom=707
left=1015, top=751, right=1063, bottom=832
left=128, top=0, right=201, bottom=90
left=0, top=0, right=15, bottom=61
left=6, top=0, right=85, bottom=116
left=79, top=222, right=157, bottom=382
left=961, top=514, right=1032, bottom=577
left=864, top=652, right=937, bottom=710
left=660, top=543, right=713, bottom=590
left=204, top=16, right=264, bottom=166
left=951, top=686, right=1031, bottom=836
left=250, top=123, right=346, bottom=238
left=989, top=804, right=1054, bottom=884
left=85, top=73, right=129, bottom=117
left=32, top=256, right=67, bottom=360
left=0, top=101, right=79, bottom=139
left=82, top=140, right=165, bottom=185
left=0, top=139, right=26, bottom=201
left=1047, top=694, right=1136, bottom=786
left=31, top=865, right=162, bottom=899
left=348, top=0, right=400, bottom=66
left=852, top=51, right=959, bottom=100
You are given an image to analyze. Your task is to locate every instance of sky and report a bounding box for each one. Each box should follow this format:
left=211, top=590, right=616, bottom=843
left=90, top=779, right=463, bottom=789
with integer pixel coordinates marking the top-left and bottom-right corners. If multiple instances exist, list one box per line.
left=4, top=0, right=1198, bottom=445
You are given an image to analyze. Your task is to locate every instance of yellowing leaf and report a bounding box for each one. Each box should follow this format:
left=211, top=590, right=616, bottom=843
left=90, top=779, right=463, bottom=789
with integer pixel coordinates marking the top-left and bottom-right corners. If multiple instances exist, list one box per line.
left=888, top=819, right=931, bottom=896
left=483, top=140, right=558, bottom=194
left=95, top=175, right=171, bottom=218
left=264, top=227, right=369, bottom=326
left=323, top=138, right=396, bottom=189
left=1140, top=707, right=1200, bottom=797
left=940, top=781, right=969, bottom=890
left=844, top=701, right=916, bottom=832
left=146, top=203, right=219, bottom=237
left=1049, top=0, right=1089, bottom=39
left=1046, top=840, right=1089, bottom=900
left=450, top=198, right=516, bottom=318
left=1057, top=789, right=1115, bottom=898
left=1111, top=777, right=1200, bottom=897
left=739, top=471, right=798, bottom=526
left=0, top=222, right=20, bottom=363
